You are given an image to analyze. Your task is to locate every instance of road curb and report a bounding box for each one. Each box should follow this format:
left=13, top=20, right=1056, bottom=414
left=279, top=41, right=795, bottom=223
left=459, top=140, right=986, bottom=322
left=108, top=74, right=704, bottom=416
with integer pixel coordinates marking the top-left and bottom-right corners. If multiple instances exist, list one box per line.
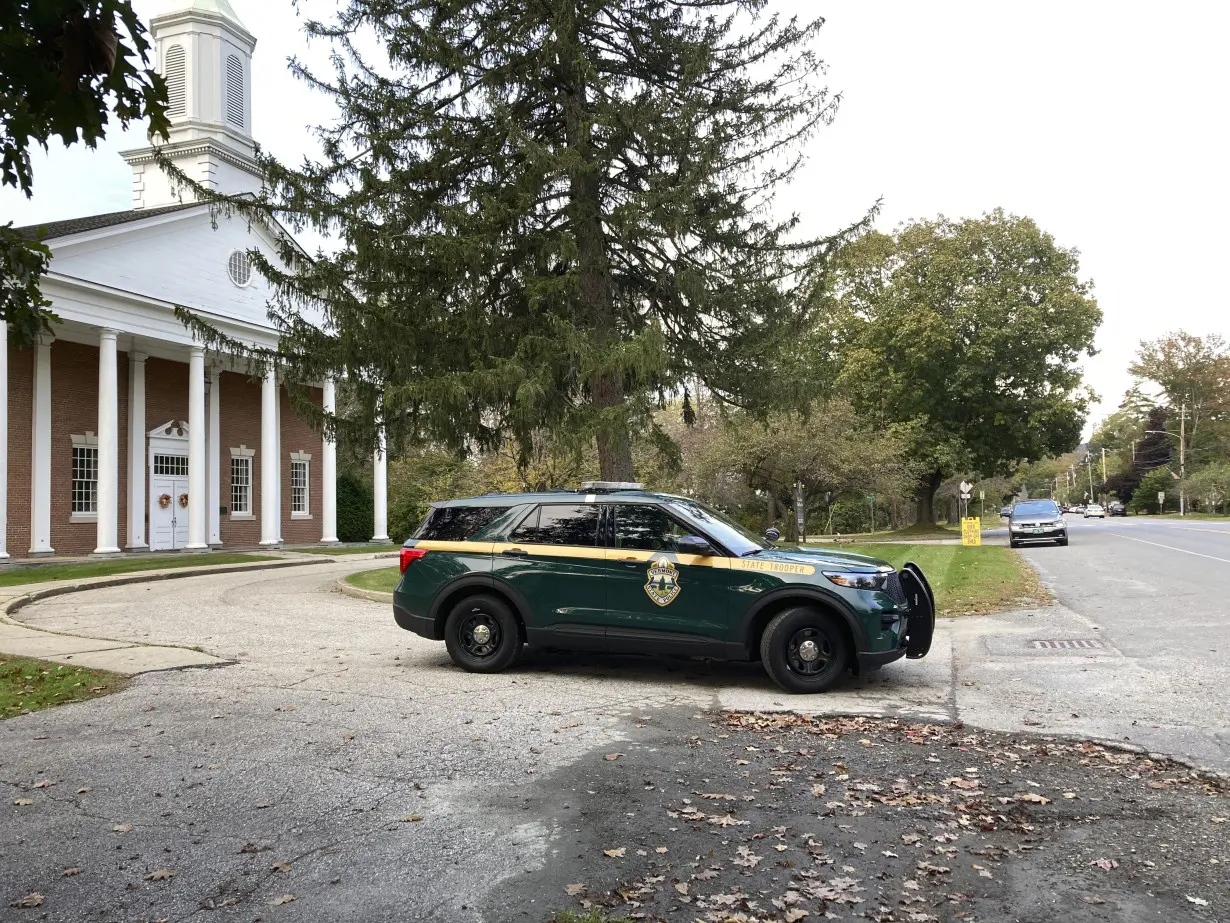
left=337, top=578, right=394, bottom=606
left=0, top=558, right=329, bottom=674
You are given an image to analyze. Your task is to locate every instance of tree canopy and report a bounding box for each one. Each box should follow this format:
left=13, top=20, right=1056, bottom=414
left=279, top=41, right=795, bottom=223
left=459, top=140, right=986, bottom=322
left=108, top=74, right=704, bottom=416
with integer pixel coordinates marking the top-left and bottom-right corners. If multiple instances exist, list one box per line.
left=822, top=209, right=1102, bottom=522
left=1, top=0, right=168, bottom=345
left=178, top=0, right=859, bottom=477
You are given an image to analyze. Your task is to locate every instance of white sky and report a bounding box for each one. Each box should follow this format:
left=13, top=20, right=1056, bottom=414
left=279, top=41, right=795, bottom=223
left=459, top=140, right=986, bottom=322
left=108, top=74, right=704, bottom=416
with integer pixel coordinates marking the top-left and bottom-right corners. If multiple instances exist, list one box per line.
left=3, top=0, right=1227, bottom=436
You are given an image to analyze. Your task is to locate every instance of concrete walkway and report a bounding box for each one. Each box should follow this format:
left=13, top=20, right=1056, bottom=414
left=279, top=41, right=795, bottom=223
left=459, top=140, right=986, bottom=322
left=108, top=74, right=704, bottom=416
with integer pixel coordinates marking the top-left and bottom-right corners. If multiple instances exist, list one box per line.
left=0, top=551, right=394, bottom=675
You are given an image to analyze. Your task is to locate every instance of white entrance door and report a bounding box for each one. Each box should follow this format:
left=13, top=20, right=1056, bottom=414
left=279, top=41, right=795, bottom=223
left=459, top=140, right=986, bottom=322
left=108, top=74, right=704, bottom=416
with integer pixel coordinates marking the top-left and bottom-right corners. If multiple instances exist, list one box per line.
left=150, top=455, right=190, bottom=551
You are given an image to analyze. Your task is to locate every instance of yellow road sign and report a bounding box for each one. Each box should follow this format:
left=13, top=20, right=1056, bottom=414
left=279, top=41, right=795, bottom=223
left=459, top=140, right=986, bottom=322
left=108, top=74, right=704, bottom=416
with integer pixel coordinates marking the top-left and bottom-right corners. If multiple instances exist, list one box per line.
left=961, top=517, right=982, bottom=546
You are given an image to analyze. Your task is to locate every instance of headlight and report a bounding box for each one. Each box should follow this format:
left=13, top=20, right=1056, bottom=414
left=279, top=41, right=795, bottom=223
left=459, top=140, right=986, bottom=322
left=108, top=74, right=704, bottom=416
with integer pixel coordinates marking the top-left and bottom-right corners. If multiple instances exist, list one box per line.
left=1050, top=520, right=1065, bottom=528
left=1010, top=522, right=1024, bottom=531
left=824, top=570, right=887, bottom=590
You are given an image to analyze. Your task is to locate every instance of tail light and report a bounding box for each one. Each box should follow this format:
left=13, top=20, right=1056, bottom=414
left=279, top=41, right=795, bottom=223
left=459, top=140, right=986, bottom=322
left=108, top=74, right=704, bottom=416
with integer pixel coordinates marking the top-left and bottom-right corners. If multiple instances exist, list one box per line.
left=399, top=547, right=429, bottom=573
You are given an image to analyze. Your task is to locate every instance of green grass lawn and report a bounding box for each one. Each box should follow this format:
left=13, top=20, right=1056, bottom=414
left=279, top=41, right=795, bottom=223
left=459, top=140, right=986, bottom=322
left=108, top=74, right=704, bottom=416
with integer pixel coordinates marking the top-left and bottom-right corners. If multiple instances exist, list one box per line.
left=1, top=655, right=127, bottom=717
left=827, top=543, right=1046, bottom=617
left=346, top=567, right=401, bottom=594
left=0, top=553, right=278, bottom=588
left=297, top=544, right=398, bottom=555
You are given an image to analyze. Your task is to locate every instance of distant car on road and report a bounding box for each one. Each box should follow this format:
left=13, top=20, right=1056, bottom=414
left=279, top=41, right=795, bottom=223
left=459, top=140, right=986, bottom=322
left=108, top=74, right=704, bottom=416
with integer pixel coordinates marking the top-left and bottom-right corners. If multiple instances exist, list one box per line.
left=1000, top=506, right=1012, bottom=518
left=1009, top=499, right=1068, bottom=548
left=1108, top=501, right=1127, bottom=516
left=1068, top=505, right=1085, bottom=515
left=1084, top=504, right=1106, bottom=518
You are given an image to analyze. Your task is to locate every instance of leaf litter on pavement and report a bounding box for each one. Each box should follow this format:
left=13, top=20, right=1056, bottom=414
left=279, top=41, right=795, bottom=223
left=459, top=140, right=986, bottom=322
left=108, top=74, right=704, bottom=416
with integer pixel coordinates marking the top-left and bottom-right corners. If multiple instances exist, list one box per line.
left=545, top=712, right=1227, bottom=922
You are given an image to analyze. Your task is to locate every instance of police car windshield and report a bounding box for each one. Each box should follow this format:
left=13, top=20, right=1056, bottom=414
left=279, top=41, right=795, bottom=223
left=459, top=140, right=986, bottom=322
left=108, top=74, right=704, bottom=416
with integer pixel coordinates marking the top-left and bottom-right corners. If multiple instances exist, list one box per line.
left=666, top=499, right=770, bottom=556
left=1013, top=501, right=1059, bottom=517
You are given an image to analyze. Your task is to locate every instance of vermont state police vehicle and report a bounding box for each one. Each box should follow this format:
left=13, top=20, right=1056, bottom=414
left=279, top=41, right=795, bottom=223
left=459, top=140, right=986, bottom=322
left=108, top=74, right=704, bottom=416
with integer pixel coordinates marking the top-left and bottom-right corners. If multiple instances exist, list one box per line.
left=392, top=483, right=934, bottom=694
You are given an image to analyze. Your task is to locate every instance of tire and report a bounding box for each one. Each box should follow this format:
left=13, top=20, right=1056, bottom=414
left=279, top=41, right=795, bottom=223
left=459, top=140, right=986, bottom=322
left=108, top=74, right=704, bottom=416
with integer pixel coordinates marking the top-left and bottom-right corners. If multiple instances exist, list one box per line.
left=443, top=594, right=522, bottom=674
left=1009, top=540, right=1020, bottom=549
left=1057, top=536, right=1068, bottom=547
left=759, top=607, right=850, bottom=694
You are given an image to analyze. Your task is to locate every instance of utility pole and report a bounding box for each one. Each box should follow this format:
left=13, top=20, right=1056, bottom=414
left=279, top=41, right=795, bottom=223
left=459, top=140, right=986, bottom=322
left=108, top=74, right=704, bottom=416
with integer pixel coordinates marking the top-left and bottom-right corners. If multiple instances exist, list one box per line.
left=1179, top=402, right=1186, bottom=517
left=1086, top=455, right=1094, bottom=500
left=1101, top=447, right=1107, bottom=483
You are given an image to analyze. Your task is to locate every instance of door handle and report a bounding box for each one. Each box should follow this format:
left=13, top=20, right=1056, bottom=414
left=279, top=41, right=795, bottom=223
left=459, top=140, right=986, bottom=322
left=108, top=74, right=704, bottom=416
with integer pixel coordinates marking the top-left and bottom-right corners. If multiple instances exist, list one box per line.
left=501, top=547, right=529, bottom=558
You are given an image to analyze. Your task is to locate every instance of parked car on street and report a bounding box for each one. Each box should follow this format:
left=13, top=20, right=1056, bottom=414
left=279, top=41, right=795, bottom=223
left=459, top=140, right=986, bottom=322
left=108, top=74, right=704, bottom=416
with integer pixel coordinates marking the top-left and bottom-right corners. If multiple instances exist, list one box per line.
left=1000, top=506, right=1012, bottom=518
left=1108, top=501, right=1127, bottom=516
left=392, top=483, right=936, bottom=693
left=1068, top=505, right=1086, bottom=515
left=1084, top=504, right=1106, bottom=518
left=1009, top=499, right=1068, bottom=548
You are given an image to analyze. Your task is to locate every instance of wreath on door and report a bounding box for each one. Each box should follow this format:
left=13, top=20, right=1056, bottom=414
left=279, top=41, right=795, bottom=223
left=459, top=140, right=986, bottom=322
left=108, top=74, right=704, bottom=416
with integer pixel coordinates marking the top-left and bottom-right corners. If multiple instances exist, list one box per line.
left=158, top=493, right=172, bottom=509
left=178, top=493, right=189, bottom=509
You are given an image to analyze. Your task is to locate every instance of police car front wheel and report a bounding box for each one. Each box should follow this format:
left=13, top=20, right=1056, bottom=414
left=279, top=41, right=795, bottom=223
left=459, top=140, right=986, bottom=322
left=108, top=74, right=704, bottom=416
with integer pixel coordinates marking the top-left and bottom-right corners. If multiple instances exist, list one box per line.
left=759, top=607, right=849, bottom=694
left=444, top=594, right=522, bottom=673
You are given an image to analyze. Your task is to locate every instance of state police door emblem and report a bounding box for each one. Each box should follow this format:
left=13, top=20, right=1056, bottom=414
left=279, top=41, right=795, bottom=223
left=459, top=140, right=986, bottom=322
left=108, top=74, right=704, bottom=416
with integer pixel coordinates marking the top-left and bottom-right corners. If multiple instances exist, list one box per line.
left=645, top=558, right=681, bottom=607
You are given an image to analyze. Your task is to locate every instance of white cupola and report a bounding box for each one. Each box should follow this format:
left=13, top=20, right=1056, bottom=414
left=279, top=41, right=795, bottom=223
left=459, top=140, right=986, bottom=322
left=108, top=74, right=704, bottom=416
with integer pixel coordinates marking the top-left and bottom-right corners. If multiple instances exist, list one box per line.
left=121, top=0, right=261, bottom=209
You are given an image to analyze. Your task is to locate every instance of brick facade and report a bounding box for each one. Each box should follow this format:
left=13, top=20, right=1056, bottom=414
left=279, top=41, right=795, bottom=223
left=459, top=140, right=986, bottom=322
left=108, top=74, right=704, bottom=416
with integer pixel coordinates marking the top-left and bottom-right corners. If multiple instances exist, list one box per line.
left=5, top=340, right=325, bottom=559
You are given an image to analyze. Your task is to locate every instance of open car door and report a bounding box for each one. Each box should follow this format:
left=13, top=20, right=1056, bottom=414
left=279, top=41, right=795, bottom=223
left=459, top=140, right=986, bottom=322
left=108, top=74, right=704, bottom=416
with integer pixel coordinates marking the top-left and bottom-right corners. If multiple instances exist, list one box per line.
left=900, top=562, right=935, bottom=659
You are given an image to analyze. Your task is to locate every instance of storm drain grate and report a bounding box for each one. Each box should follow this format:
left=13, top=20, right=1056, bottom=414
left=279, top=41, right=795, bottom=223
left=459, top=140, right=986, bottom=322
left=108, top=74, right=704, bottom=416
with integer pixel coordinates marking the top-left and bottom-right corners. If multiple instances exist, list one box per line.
left=1028, top=639, right=1106, bottom=651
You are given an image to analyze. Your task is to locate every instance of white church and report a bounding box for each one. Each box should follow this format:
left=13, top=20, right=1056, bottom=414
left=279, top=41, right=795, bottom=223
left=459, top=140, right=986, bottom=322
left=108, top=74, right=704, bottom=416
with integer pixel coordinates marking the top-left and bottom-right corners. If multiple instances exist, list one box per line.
left=2, top=0, right=390, bottom=560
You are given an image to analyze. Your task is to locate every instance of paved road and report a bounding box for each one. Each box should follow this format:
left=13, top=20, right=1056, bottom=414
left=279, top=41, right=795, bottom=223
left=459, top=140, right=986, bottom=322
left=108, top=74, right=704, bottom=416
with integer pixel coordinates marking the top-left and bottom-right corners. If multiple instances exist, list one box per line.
left=2, top=523, right=1228, bottom=921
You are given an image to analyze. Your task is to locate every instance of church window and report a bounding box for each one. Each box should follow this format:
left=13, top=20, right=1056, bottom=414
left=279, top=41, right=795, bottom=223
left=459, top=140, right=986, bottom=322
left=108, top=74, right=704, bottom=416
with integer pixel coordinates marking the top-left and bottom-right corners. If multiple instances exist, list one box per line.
left=226, top=54, right=244, bottom=128
left=290, top=452, right=311, bottom=517
left=228, top=250, right=252, bottom=287
left=71, top=434, right=99, bottom=516
left=165, top=45, right=186, bottom=118
left=230, top=447, right=255, bottom=517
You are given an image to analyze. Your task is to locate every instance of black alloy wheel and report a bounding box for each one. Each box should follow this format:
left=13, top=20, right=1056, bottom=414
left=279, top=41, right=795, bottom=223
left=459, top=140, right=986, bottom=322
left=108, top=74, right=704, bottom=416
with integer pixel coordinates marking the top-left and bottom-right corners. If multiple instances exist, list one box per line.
left=759, top=606, right=849, bottom=694
left=443, top=594, right=522, bottom=673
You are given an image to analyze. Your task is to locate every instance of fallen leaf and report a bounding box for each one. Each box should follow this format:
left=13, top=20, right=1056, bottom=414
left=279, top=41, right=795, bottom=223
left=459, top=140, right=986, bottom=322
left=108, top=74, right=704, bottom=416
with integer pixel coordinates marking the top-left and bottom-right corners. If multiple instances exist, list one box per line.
left=76, top=788, right=90, bottom=794
left=1187, top=896, right=1209, bottom=907
left=1091, top=858, right=1119, bottom=871
left=603, top=848, right=626, bottom=858
left=1016, top=792, right=1051, bottom=804
left=399, top=814, right=424, bottom=822
left=701, top=793, right=735, bottom=800
left=269, top=894, right=296, bottom=906
left=239, top=842, right=270, bottom=854
left=882, top=850, right=899, bottom=858
left=1212, top=817, right=1228, bottom=824
left=111, top=823, right=133, bottom=834
left=784, top=909, right=808, bottom=922
left=564, top=883, right=586, bottom=896
left=655, top=847, right=668, bottom=854
left=270, top=861, right=292, bottom=873
left=604, top=753, right=623, bottom=761
left=12, top=798, right=33, bottom=806
left=32, top=780, right=56, bottom=789
left=61, top=868, right=83, bottom=878
left=674, top=882, right=689, bottom=895
left=145, top=869, right=177, bottom=882
left=9, top=893, right=43, bottom=909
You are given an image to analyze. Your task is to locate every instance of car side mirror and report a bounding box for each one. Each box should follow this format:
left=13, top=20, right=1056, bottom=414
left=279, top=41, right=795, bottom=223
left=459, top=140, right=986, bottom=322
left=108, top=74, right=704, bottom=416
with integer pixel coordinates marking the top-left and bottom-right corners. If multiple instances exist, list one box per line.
left=676, top=535, right=715, bottom=556
left=764, top=527, right=781, bottom=542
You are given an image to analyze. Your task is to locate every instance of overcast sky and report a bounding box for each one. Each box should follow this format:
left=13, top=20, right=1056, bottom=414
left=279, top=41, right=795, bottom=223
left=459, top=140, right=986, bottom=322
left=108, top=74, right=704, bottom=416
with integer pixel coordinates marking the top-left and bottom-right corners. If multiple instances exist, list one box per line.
left=4, top=1, right=1227, bottom=435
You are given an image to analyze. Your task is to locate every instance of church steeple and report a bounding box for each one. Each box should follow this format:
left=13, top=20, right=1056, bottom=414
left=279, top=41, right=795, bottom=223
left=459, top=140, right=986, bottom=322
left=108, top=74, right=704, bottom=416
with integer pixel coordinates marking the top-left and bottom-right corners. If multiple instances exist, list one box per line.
left=121, top=0, right=261, bottom=209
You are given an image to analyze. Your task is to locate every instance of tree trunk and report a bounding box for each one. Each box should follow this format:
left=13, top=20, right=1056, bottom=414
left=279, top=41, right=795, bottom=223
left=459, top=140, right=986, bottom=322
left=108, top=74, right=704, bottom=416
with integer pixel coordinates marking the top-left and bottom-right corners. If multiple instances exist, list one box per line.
left=560, top=4, right=635, bottom=482
left=914, top=469, right=945, bottom=525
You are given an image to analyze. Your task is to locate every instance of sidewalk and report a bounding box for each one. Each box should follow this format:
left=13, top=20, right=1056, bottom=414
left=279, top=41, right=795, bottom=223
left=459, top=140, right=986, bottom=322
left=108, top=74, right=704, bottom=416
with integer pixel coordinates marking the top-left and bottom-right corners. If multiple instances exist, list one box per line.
left=0, top=550, right=388, bottom=675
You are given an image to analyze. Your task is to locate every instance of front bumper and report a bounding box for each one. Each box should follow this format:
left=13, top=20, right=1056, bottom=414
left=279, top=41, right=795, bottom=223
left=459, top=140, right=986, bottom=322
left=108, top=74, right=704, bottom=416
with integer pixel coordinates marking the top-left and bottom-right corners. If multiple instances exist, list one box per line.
left=1011, top=526, right=1066, bottom=543
left=858, top=647, right=908, bottom=671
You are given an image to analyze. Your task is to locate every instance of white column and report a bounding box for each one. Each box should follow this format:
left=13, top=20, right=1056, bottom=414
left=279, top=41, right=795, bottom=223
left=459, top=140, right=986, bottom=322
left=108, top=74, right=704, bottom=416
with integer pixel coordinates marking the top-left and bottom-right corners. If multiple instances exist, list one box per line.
left=0, top=322, right=8, bottom=560
left=207, top=368, right=221, bottom=547
left=93, top=329, right=121, bottom=555
left=372, top=427, right=389, bottom=543
left=320, top=379, right=338, bottom=544
left=126, top=352, right=147, bottom=550
left=29, top=337, right=53, bottom=556
left=185, top=347, right=208, bottom=550
left=260, top=367, right=281, bottom=546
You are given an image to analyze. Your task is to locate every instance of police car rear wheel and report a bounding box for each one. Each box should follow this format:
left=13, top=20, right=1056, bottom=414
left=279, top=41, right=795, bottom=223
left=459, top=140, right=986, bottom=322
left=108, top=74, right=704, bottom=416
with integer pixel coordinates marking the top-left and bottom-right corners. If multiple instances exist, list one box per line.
left=444, top=594, right=522, bottom=673
left=759, top=607, right=849, bottom=694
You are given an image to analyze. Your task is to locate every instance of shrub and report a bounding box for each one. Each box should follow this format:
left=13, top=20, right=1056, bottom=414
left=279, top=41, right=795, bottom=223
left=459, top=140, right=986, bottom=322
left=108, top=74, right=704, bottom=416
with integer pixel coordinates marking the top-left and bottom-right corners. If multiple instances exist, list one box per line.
left=336, top=471, right=374, bottom=542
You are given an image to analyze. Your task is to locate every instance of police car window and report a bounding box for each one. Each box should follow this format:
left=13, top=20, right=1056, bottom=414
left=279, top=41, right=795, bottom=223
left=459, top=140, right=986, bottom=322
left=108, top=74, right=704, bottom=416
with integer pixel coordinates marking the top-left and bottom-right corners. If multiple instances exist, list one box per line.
left=414, top=506, right=505, bottom=541
left=614, top=505, right=687, bottom=551
left=666, top=498, right=769, bottom=556
left=1013, top=501, right=1059, bottom=516
left=510, top=504, right=600, bottom=546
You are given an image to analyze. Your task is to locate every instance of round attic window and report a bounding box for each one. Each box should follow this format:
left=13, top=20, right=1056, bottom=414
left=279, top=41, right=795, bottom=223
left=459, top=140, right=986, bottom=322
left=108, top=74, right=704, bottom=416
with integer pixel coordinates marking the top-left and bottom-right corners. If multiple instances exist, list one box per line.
left=227, top=250, right=252, bottom=287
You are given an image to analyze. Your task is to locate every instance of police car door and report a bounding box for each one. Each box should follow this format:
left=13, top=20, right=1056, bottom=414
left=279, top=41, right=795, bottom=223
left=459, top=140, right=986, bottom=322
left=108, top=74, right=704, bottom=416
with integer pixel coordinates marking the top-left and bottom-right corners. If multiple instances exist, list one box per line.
left=602, top=503, right=731, bottom=658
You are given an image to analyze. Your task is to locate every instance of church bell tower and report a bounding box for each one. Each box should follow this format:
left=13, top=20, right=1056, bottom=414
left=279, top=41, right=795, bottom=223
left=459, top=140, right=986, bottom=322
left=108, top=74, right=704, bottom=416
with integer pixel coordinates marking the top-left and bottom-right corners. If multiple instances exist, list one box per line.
left=121, top=0, right=261, bottom=209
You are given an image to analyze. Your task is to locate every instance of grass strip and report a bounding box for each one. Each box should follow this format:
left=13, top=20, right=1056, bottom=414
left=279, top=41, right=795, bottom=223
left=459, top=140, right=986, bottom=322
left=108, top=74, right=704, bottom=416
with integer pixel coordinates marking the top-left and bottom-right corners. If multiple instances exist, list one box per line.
left=346, top=568, right=401, bottom=594
left=1, top=655, right=128, bottom=717
left=0, top=553, right=279, bottom=588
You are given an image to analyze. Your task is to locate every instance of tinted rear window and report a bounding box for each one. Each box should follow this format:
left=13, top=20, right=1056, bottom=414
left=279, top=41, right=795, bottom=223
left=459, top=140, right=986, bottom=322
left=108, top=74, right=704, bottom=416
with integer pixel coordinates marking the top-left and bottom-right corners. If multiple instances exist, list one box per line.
left=414, top=506, right=506, bottom=542
left=509, top=504, right=600, bottom=546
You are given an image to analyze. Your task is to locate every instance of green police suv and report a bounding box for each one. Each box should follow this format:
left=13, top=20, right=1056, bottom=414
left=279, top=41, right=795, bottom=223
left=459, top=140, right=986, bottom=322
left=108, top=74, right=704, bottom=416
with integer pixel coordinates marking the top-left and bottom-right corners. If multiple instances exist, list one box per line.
left=392, top=483, right=934, bottom=694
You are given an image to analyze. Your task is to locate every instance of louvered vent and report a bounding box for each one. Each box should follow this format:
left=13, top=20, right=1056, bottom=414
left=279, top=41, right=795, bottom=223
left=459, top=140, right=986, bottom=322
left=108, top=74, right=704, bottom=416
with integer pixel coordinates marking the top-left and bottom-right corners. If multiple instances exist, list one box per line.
left=225, top=55, right=244, bottom=128
left=165, top=45, right=186, bottom=118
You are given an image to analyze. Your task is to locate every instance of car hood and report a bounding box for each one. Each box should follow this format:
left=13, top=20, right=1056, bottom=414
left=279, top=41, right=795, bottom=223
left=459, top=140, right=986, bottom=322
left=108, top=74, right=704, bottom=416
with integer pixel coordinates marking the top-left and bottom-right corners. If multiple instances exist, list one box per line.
left=756, top=545, right=890, bottom=572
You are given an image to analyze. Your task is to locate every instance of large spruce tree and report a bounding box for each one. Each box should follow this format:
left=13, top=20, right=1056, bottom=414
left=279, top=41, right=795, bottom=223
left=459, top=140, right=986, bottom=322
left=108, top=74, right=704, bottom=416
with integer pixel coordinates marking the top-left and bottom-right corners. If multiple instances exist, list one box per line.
left=187, top=1, right=850, bottom=477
